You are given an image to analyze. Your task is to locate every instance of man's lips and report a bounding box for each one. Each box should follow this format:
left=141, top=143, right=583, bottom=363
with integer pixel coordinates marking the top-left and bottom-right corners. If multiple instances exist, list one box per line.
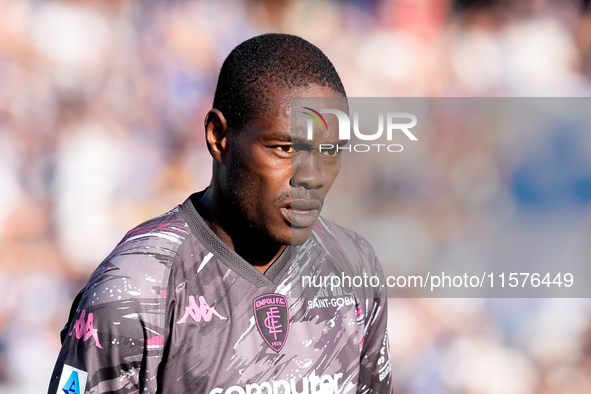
left=280, top=199, right=322, bottom=228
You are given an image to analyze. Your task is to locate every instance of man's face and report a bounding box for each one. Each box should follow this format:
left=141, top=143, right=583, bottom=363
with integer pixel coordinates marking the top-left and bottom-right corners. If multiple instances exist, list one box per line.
left=222, top=84, right=346, bottom=246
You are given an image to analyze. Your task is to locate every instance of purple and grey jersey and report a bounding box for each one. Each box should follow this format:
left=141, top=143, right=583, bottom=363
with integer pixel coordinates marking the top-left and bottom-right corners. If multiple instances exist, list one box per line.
left=49, top=192, right=392, bottom=394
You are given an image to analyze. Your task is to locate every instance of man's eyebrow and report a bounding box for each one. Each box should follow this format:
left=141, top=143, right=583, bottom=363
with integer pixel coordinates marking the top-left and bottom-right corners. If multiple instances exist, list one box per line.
left=261, top=132, right=345, bottom=148
left=261, top=132, right=292, bottom=142
left=261, top=133, right=313, bottom=145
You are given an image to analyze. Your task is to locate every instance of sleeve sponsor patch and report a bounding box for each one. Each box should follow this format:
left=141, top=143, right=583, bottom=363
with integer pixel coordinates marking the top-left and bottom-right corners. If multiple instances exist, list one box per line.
left=55, top=365, right=88, bottom=394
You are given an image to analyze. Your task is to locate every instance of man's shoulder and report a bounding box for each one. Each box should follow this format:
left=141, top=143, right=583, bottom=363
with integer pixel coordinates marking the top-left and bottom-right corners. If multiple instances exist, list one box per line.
left=112, top=205, right=191, bottom=255
left=83, top=205, right=193, bottom=299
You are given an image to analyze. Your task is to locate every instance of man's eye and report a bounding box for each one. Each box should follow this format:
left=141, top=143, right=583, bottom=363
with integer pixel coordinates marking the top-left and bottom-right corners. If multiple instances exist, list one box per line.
left=320, top=148, right=339, bottom=157
left=275, top=145, right=295, bottom=153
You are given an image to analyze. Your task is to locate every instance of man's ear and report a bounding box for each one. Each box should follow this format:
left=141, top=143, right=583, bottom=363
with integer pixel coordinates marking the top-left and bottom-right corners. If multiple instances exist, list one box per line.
left=204, top=109, right=229, bottom=163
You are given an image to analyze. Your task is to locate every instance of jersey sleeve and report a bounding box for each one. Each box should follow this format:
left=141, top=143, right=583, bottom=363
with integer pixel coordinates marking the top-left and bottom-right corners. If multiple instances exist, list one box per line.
left=47, top=214, right=187, bottom=394
left=357, top=242, right=393, bottom=394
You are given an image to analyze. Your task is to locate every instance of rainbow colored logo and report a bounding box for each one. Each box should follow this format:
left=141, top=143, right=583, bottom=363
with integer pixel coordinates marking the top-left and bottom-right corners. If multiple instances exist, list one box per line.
left=302, top=107, right=328, bottom=131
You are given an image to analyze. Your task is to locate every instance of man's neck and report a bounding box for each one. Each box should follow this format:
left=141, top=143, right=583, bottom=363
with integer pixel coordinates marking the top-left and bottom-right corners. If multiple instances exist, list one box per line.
left=194, top=188, right=286, bottom=273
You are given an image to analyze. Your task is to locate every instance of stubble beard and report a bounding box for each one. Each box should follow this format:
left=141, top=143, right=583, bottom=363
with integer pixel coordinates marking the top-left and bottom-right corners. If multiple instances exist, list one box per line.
left=224, top=152, right=291, bottom=246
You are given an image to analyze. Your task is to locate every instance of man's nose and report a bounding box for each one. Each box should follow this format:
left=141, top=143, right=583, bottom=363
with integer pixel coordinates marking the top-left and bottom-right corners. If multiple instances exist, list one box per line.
left=290, top=153, right=327, bottom=190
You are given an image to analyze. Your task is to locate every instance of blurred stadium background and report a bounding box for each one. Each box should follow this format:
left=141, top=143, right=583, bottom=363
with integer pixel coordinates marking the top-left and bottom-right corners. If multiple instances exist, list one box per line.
left=1, top=0, right=591, bottom=392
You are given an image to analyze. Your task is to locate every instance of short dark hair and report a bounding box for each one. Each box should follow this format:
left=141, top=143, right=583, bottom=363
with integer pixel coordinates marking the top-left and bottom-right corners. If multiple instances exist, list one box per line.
left=212, top=33, right=346, bottom=130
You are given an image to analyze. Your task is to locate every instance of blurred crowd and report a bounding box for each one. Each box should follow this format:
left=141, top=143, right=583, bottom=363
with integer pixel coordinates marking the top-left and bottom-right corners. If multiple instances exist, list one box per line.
left=1, top=0, right=591, bottom=392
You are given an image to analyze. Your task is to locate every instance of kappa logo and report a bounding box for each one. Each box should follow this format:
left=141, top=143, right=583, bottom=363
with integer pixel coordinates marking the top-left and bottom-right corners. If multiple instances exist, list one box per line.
left=69, top=309, right=102, bottom=349
left=253, top=294, right=289, bottom=352
left=56, top=365, right=88, bottom=394
left=177, top=295, right=227, bottom=324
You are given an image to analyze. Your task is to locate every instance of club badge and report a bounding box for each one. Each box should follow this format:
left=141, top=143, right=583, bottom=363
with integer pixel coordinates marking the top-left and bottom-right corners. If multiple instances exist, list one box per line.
left=253, top=294, right=290, bottom=352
